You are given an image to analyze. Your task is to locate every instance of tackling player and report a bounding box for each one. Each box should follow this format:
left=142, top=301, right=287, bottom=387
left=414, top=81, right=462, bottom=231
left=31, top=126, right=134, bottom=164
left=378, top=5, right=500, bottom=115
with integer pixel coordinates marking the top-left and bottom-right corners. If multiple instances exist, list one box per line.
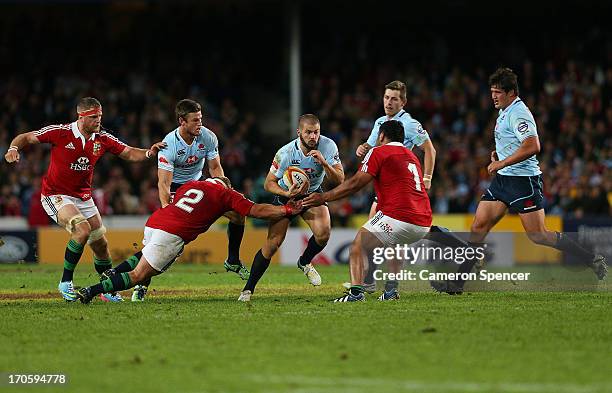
left=237, top=114, right=344, bottom=301
left=75, top=177, right=302, bottom=303
left=138, top=99, right=248, bottom=301
left=4, top=97, right=166, bottom=302
left=304, top=120, right=432, bottom=302
left=355, top=80, right=466, bottom=297
left=432, top=68, right=607, bottom=294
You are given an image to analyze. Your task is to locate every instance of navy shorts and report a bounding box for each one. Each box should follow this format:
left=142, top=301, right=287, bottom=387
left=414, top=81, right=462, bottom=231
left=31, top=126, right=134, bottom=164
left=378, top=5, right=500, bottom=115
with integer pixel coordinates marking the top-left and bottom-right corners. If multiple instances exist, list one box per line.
left=481, top=174, right=544, bottom=214
left=273, top=187, right=326, bottom=219
left=170, top=182, right=185, bottom=193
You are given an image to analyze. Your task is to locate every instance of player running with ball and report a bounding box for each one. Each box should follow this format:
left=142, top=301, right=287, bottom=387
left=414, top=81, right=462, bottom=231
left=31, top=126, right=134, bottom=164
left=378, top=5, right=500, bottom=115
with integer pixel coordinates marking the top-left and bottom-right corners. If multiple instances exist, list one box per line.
left=237, top=114, right=344, bottom=302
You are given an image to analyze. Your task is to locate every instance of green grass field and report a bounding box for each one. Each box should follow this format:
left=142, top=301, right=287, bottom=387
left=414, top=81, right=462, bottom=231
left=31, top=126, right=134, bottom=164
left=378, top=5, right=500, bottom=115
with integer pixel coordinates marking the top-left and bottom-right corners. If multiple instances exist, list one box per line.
left=1, top=263, right=611, bottom=393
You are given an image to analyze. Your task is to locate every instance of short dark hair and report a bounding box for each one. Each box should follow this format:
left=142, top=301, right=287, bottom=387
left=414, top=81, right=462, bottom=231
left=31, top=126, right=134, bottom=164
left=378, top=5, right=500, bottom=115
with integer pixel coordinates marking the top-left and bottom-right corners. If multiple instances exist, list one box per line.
left=379, top=120, right=404, bottom=143
left=77, top=97, right=101, bottom=112
left=384, top=80, right=407, bottom=101
left=489, top=67, right=519, bottom=96
left=176, top=99, right=202, bottom=123
left=298, top=114, right=320, bottom=129
left=213, top=176, right=232, bottom=189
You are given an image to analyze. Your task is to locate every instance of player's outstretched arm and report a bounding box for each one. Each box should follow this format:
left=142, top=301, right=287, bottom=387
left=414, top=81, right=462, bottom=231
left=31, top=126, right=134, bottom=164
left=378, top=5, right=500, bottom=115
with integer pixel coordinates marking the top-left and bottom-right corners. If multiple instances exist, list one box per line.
left=4, top=131, right=41, bottom=163
left=247, top=200, right=302, bottom=220
left=119, top=141, right=167, bottom=161
left=302, top=171, right=373, bottom=207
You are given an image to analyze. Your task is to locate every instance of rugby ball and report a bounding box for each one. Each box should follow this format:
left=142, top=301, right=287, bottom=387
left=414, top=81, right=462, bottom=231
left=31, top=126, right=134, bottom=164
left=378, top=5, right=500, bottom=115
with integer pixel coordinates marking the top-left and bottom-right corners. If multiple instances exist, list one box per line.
left=282, top=166, right=309, bottom=191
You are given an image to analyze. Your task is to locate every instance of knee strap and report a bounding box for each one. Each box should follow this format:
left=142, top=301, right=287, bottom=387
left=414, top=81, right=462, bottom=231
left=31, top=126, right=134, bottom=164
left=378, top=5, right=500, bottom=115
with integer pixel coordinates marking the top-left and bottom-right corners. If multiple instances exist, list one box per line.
left=66, top=214, right=87, bottom=233
left=88, top=225, right=107, bottom=244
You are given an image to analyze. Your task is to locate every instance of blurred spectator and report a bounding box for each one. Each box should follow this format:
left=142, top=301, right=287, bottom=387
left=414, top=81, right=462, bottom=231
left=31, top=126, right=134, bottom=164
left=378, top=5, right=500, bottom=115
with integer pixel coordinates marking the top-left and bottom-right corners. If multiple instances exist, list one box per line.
left=0, top=4, right=609, bottom=226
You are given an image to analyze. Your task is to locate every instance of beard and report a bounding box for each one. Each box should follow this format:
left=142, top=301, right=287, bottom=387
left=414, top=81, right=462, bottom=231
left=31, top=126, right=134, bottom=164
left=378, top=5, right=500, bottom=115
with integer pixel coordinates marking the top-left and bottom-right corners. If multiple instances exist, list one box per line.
left=86, top=124, right=100, bottom=134
left=299, top=134, right=319, bottom=151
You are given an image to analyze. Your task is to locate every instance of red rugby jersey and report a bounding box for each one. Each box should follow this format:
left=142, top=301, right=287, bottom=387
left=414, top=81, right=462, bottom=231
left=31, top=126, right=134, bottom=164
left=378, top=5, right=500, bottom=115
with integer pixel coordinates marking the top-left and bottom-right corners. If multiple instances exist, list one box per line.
left=145, top=179, right=255, bottom=243
left=35, top=122, right=127, bottom=200
left=359, top=142, right=432, bottom=226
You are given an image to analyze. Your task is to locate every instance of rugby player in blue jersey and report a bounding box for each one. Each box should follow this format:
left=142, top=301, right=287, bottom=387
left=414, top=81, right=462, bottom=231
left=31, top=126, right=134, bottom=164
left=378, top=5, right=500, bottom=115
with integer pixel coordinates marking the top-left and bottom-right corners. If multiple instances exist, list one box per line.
left=433, top=68, right=607, bottom=294
left=356, top=81, right=469, bottom=300
left=130, top=99, right=247, bottom=301
left=238, top=114, right=344, bottom=301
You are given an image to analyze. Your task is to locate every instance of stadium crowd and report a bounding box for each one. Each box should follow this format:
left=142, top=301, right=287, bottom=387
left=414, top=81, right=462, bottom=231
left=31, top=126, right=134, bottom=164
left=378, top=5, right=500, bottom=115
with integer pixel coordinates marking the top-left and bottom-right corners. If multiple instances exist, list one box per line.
left=0, top=74, right=265, bottom=222
left=303, top=61, right=612, bottom=222
left=2, top=59, right=610, bottom=226
left=0, top=3, right=610, bottom=226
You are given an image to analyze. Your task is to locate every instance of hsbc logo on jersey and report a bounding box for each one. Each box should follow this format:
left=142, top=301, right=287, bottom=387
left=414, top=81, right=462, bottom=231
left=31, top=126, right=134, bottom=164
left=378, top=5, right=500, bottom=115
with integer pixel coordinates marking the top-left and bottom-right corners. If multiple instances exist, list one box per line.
left=70, top=156, right=93, bottom=171
left=302, top=167, right=318, bottom=179
left=186, top=155, right=198, bottom=164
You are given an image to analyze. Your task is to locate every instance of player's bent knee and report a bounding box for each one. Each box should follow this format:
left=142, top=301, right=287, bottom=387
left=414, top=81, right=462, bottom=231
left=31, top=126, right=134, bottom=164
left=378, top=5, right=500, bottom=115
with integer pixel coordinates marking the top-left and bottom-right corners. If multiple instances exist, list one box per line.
left=231, top=214, right=246, bottom=225
left=263, top=238, right=283, bottom=256
left=314, top=231, right=330, bottom=245
left=269, top=234, right=286, bottom=248
left=471, top=220, right=490, bottom=234
left=71, top=221, right=91, bottom=243
left=88, top=225, right=107, bottom=244
left=66, top=214, right=88, bottom=233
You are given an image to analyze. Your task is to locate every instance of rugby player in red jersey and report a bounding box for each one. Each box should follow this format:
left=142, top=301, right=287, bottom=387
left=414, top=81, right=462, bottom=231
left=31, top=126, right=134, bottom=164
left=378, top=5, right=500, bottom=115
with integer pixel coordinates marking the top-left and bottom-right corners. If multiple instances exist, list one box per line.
left=4, top=97, right=166, bottom=302
left=75, top=177, right=303, bottom=303
left=303, top=120, right=433, bottom=302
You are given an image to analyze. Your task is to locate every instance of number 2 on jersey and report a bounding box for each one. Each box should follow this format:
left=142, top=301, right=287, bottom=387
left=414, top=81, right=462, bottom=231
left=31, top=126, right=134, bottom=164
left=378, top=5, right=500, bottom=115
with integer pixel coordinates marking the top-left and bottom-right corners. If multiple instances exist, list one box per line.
left=175, top=189, right=204, bottom=213
left=407, top=163, right=422, bottom=191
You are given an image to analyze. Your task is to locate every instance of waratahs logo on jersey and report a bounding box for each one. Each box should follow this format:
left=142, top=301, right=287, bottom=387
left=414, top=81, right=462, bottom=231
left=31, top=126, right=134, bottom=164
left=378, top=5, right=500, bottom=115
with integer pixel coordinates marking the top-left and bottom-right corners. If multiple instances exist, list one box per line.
left=186, top=155, right=198, bottom=165
left=70, top=156, right=92, bottom=171
left=159, top=156, right=169, bottom=164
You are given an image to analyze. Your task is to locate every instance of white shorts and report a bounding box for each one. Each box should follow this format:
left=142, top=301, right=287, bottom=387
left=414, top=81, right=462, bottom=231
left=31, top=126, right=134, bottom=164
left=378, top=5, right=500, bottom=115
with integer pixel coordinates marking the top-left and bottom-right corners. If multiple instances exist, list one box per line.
left=41, top=194, right=100, bottom=224
left=141, top=227, right=185, bottom=272
left=362, top=211, right=430, bottom=247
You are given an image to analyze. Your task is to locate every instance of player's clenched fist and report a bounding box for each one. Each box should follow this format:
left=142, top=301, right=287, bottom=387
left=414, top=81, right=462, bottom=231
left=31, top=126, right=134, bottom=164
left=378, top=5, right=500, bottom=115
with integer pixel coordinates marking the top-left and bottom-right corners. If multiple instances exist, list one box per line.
left=4, top=147, right=20, bottom=163
left=356, top=143, right=369, bottom=159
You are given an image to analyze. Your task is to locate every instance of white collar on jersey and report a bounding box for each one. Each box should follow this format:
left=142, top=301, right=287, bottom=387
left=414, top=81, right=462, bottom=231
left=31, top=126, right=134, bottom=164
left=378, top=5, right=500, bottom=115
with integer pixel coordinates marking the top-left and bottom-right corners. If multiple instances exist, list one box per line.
left=386, top=142, right=404, bottom=147
left=71, top=121, right=96, bottom=148
left=389, top=109, right=406, bottom=120
left=175, top=127, right=199, bottom=146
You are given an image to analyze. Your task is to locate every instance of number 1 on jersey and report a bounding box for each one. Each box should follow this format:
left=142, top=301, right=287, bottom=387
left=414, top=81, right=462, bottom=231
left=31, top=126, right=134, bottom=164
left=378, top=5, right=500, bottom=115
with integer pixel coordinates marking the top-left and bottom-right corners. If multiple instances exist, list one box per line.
left=407, top=163, right=422, bottom=191
left=175, top=189, right=204, bottom=213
